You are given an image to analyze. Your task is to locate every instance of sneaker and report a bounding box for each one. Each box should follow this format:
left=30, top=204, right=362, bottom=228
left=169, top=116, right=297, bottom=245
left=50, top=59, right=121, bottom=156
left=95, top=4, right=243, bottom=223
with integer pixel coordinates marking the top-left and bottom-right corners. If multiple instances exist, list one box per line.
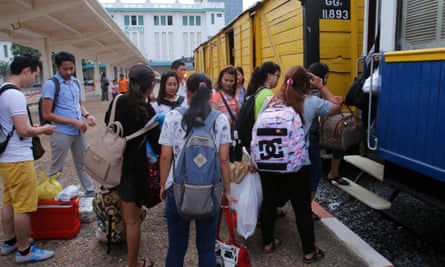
left=16, top=246, right=54, bottom=263
left=1, top=238, right=34, bottom=256
left=85, top=191, right=97, bottom=198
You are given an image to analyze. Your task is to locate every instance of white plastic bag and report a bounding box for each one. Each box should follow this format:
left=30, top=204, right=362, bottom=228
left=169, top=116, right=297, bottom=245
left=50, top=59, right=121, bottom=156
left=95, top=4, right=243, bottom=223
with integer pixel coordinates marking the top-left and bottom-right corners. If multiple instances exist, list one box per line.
left=362, top=67, right=380, bottom=94
left=79, top=197, right=95, bottom=223
left=231, top=172, right=262, bottom=239
left=55, top=184, right=81, bottom=202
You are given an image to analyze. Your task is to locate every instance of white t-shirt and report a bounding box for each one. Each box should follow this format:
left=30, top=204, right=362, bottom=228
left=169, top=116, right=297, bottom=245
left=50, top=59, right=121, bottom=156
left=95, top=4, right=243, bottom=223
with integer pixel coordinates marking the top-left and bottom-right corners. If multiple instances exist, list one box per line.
left=158, top=109, right=232, bottom=189
left=0, top=84, right=33, bottom=162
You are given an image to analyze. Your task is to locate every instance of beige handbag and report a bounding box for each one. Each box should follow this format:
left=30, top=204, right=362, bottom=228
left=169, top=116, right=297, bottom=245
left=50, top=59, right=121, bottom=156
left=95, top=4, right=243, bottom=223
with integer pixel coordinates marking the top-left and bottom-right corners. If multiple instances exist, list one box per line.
left=84, top=94, right=158, bottom=188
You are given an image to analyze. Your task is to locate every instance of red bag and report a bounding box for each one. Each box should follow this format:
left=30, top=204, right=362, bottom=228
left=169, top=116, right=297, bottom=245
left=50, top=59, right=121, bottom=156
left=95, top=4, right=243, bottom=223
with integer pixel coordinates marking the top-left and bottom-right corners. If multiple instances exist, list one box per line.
left=216, top=207, right=252, bottom=267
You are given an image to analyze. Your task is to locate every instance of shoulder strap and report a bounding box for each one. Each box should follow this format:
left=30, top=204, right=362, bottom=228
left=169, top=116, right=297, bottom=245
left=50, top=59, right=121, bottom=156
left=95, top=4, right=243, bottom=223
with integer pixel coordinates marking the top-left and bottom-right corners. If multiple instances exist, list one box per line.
left=125, top=120, right=159, bottom=141
left=0, top=84, right=19, bottom=132
left=45, top=77, right=61, bottom=114
left=203, top=109, right=220, bottom=130
left=108, top=94, right=122, bottom=124
left=50, top=77, right=61, bottom=103
left=159, top=95, right=185, bottom=110
left=218, top=91, right=235, bottom=122
left=255, top=87, right=267, bottom=97
left=0, top=84, right=19, bottom=94
left=176, top=95, right=185, bottom=106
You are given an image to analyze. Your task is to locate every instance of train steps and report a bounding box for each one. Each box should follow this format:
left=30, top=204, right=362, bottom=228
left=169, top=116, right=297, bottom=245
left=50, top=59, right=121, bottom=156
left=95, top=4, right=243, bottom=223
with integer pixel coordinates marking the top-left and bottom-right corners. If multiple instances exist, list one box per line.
left=343, top=155, right=384, bottom=182
left=333, top=155, right=391, bottom=210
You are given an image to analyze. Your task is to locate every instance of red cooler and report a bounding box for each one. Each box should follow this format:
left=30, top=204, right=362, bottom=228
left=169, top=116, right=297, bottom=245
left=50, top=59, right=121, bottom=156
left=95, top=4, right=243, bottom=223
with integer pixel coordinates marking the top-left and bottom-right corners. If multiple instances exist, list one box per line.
left=30, top=197, right=80, bottom=239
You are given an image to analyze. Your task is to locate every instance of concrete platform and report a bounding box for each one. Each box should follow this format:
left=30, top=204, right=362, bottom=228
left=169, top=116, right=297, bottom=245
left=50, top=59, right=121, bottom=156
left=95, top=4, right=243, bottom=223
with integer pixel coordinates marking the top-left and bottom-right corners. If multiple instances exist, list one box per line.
left=1, top=91, right=394, bottom=267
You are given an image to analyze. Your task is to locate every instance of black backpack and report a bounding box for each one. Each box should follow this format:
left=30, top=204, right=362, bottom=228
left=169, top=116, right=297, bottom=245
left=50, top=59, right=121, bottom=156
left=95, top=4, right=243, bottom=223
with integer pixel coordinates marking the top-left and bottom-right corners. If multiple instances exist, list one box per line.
left=0, top=84, right=19, bottom=153
left=232, top=88, right=265, bottom=160
left=38, top=77, right=60, bottom=125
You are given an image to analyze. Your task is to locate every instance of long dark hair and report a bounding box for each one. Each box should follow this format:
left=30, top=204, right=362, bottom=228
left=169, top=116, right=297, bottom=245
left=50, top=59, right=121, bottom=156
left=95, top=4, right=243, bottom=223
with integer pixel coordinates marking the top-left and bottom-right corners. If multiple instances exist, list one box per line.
left=182, top=72, right=212, bottom=137
left=214, top=65, right=237, bottom=97
left=127, top=64, right=155, bottom=122
left=235, top=66, right=245, bottom=85
left=157, top=71, right=179, bottom=104
left=278, top=66, right=311, bottom=124
left=246, top=61, right=281, bottom=96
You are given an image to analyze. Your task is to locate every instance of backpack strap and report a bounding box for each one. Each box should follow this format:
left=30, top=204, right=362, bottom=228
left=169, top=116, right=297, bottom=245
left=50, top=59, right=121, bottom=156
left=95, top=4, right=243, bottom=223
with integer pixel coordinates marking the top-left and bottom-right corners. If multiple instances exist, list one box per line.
left=203, top=109, right=220, bottom=133
left=0, top=84, right=19, bottom=134
left=0, top=83, right=19, bottom=93
left=159, top=95, right=185, bottom=110
left=49, top=77, right=61, bottom=110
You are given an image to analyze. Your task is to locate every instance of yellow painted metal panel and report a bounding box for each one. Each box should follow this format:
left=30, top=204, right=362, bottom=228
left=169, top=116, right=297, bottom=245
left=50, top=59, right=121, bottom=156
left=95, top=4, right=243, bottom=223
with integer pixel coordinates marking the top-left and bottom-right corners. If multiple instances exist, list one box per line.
left=385, top=48, right=445, bottom=62
left=319, top=0, right=364, bottom=97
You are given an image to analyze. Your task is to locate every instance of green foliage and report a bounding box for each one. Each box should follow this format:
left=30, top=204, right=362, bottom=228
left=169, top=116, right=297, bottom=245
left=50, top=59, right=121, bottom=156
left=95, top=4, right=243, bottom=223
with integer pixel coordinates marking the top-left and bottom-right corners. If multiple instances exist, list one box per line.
left=0, top=60, right=9, bottom=80
left=11, top=43, right=41, bottom=58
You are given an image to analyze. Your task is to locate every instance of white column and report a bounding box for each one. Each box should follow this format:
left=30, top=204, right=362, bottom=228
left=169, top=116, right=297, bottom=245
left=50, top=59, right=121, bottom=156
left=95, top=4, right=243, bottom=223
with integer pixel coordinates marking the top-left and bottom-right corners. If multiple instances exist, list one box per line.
left=74, top=54, right=86, bottom=102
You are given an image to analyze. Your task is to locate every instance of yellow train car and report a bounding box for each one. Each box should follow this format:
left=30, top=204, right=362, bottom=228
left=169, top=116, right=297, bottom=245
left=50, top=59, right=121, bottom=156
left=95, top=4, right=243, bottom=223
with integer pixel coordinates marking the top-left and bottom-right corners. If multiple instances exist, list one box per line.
left=194, top=0, right=366, bottom=97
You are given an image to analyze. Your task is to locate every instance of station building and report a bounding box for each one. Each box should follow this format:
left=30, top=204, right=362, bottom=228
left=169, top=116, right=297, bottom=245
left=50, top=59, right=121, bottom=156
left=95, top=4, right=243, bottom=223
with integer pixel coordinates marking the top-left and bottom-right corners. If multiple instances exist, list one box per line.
left=99, top=0, right=227, bottom=72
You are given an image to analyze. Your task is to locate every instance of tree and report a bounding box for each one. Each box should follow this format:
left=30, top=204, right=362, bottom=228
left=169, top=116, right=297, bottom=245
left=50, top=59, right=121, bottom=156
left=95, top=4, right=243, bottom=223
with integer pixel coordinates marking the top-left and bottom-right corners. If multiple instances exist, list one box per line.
left=11, top=43, right=41, bottom=58
left=0, top=60, right=9, bottom=82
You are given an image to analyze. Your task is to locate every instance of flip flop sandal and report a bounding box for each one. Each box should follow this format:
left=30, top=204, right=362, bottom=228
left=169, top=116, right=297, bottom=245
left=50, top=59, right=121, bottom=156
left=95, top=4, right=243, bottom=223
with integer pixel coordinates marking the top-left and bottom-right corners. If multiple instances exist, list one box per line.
left=326, top=176, right=350, bottom=186
left=303, top=247, right=325, bottom=264
left=263, top=237, right=282, bottom=253
left=139, top=259, right=154, bottom=267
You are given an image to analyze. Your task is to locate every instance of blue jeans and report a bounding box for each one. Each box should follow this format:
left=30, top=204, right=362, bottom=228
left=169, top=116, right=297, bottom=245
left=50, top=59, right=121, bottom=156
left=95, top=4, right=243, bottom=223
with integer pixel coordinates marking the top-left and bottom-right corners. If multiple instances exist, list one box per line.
left=309, top=133, right=322, bottom=193
left=164, top=188, right=219, bottom=267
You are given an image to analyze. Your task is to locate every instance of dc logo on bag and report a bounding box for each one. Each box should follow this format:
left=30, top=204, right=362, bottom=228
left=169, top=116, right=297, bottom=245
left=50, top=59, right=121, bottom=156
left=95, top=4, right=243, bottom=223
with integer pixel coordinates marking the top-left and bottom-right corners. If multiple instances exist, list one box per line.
left=258, top=138, right=284, bottom=159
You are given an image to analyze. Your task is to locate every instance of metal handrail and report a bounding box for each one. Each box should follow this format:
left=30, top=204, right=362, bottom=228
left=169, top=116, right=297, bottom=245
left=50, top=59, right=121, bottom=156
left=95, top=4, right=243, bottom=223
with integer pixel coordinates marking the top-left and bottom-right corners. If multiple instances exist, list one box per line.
left=366, top=52, right=382, bottom=151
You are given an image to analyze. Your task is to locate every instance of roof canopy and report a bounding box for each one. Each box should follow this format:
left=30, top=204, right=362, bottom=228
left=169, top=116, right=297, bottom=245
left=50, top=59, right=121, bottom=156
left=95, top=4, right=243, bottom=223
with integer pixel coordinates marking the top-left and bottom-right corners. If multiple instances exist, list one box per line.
left=0, top=0, right=146, bottom=72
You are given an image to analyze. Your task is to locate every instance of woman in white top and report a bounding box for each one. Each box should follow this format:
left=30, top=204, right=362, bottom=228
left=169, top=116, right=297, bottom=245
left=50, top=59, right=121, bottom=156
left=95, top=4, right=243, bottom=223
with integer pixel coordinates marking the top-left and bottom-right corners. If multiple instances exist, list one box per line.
left=152, top=71, right=188, bottom=114
left=159, top=72, right=232, bottom=267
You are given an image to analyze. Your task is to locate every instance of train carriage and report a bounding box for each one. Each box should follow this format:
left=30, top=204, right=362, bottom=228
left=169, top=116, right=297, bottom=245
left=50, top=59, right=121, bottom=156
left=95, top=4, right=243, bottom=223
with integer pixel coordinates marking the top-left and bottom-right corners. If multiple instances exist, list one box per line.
left=194, top=0, right=445, bottom=210
left=194, top=0, right=364, bottom=97
left=376, top=0, right=445, bottom=207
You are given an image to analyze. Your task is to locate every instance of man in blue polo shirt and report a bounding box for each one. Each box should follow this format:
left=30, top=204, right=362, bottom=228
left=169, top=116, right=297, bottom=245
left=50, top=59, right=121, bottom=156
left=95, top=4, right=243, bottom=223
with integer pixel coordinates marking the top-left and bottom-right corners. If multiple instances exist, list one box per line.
left=41, top=51, right=96, bottom=197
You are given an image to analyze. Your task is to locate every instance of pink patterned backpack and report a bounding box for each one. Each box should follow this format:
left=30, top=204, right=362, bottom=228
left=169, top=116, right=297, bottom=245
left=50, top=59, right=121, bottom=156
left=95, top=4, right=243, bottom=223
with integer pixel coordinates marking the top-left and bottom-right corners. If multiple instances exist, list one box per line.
left=251, top=99, right=307, bottom=173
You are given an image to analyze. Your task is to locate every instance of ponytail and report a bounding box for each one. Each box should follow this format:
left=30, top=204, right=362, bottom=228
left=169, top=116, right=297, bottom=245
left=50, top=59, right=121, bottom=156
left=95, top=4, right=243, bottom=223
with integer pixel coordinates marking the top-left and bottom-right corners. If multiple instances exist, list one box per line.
left=182, top=72, right=212, bottom=136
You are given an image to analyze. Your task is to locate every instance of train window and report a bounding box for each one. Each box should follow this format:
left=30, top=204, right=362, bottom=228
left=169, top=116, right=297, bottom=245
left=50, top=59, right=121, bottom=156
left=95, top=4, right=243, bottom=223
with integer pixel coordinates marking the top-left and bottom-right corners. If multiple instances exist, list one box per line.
left=399, top=0, right=445, bottom=50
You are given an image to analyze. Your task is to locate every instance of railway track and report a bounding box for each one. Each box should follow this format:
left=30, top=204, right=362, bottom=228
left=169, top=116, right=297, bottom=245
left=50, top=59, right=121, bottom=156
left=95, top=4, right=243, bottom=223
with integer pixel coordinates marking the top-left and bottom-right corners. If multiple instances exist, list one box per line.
left=316, top=161, right=445, bottom=267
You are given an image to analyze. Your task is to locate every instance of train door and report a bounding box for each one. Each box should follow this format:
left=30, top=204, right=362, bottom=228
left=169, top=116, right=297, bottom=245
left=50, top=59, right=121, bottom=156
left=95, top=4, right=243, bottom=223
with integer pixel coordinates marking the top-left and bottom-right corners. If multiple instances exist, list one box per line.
left=227, top=30, right=235, bottom=66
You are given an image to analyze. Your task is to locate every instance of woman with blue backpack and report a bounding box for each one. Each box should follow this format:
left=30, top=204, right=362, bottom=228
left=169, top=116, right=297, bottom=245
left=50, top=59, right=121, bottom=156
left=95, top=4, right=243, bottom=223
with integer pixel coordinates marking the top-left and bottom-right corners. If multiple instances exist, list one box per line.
left=158, top=72, right=232, bottom=267
left=253, top=66, right=341, bottom=264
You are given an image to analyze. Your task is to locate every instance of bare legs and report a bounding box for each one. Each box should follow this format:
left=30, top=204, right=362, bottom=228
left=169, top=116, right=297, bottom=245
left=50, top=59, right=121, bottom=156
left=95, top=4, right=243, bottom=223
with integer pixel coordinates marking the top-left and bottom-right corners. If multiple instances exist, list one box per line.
left=2, top=205, right=31, bottom=251
left=121, top=201, right=142, bottom=267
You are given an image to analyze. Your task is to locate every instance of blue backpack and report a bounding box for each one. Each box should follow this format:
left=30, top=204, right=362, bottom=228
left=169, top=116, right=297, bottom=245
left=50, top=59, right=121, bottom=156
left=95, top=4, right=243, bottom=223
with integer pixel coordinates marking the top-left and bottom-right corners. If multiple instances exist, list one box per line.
left=173, top=109, right=223, bottom=220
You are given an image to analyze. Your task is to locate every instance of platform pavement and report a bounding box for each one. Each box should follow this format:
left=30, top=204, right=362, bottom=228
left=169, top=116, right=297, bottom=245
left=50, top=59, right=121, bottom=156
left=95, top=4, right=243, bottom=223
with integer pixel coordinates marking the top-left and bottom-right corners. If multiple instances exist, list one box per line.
left=1, top=91, right=393, bottom=266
